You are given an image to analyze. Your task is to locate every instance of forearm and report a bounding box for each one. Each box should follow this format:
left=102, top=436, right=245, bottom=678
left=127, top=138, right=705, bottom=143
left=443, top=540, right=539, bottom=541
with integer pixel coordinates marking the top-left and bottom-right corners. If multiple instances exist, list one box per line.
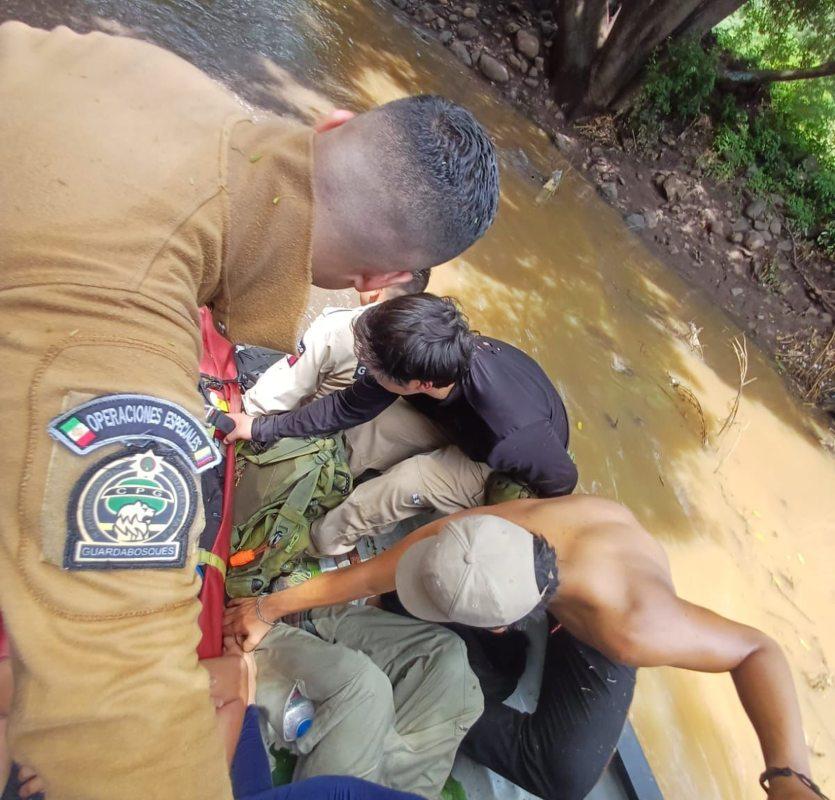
left=261, top=558, right=394, bottom=619
left=732, top=634, right=811, bottom=774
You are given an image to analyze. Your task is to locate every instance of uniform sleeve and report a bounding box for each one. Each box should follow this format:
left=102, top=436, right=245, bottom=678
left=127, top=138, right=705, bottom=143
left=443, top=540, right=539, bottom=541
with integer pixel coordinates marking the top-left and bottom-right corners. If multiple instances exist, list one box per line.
left=488, top=420, right=578, bottom=497
left=250, top=374, right=396, bottom=443
left=242, top=316, right=335, bottom=415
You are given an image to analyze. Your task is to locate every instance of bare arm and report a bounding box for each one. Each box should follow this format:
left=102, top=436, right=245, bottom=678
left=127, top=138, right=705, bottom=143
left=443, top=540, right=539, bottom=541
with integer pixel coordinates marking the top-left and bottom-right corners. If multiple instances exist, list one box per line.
left=596, top=588, right=817, bottom=799
left=223, top=511, right=477, bottom=651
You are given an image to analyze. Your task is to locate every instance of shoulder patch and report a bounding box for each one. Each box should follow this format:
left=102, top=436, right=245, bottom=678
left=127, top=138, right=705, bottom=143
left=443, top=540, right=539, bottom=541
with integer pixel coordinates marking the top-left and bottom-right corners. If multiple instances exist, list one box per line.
left=48, top=394, right=221, bottom=474
left=65, top=446, right=196, bottom=570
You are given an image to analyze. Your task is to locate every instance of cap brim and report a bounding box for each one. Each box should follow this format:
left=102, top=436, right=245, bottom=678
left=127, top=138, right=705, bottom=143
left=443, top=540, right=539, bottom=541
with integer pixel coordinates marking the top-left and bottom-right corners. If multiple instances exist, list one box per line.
left=394, top=537, right=452, bottom=624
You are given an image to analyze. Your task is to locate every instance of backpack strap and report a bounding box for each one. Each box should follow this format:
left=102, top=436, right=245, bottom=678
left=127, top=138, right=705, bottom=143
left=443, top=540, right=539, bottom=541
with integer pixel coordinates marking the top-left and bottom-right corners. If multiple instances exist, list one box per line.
left=197, top=548, right=227, bottom=579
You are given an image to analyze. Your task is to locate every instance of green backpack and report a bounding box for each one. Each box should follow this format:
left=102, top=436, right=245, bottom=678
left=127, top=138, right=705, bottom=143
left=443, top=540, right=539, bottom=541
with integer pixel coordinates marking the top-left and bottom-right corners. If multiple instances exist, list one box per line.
left=226, top=435, right=352, bottom=598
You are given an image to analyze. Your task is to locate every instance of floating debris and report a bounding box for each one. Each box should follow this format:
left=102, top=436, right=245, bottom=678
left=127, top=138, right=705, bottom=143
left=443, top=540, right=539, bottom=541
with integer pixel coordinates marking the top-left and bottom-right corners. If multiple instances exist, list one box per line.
left=535, top=168, right=563, bottom=204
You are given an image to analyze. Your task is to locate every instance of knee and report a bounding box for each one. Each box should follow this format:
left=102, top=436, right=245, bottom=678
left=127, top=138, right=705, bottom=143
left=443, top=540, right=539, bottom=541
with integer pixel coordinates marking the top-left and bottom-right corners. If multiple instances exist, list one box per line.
left=429, top=635, right=484, bottom=722
left=350, top=653, right=395, bottom=727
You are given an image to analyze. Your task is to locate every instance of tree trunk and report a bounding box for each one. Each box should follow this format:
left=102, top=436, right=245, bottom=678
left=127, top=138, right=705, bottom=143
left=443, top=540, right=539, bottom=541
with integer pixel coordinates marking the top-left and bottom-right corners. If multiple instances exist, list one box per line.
left=720, top=59, right=835, bottom=86
left=551, top=0, right=609, bottom=108
left=551, top=0, right=748, bottom=117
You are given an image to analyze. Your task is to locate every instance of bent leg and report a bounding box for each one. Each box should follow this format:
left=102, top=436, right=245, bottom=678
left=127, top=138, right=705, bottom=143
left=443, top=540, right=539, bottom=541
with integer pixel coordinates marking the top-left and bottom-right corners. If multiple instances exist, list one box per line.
left=461, top=628, right=636, bottom=800
left=254, top=623, right=395, bottom=784
left=344, top=398, right=447, bottom=476
left=310, top=605, right=484, bottom=799
left=312, top=446, right=490, bottom=555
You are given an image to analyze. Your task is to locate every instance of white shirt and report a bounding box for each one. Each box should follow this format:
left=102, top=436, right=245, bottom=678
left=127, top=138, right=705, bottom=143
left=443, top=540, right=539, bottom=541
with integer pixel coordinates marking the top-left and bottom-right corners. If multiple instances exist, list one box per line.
left=243, top=305, right=372, bottom=415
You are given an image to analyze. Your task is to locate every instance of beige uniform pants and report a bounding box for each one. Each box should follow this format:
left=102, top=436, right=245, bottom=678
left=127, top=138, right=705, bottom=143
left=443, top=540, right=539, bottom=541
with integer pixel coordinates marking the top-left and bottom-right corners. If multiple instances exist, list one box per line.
left=254, top=604, right=483, bottom=799
left=311, top=401, right=491, bottom=555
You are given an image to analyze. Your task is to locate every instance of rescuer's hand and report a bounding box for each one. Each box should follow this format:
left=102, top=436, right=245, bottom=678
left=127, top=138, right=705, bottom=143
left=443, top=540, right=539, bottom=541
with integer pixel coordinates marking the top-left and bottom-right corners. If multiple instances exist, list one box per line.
left=223, top=412, right=254, bottom=445
left=223, top=597, right=275, bottom=652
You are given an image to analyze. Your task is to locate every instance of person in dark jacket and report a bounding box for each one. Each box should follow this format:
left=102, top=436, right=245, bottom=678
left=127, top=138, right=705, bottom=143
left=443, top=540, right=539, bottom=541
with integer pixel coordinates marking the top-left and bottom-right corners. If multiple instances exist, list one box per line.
left=224, top=294, right=577, bottom=555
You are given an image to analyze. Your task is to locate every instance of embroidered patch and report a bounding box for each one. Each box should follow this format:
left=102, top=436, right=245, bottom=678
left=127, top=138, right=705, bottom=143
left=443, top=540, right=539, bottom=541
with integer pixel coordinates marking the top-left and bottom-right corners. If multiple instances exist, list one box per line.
left=65, top=447, right=196, bottom=570
left=353, top=364, right=367, bottom=380
left=48, top=394, right=221, bottom=473
left=287, top=337, right=307, bottom=367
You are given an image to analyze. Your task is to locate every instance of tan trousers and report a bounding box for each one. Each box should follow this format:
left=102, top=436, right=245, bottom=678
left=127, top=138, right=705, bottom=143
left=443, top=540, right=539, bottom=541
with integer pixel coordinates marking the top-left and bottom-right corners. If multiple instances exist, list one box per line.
left=253, top=604, right=484, bottom=799
left=312, top=401, right=492, bottom=555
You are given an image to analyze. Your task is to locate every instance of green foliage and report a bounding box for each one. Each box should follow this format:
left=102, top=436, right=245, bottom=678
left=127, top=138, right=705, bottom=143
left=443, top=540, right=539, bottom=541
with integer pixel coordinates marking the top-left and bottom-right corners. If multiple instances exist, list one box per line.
left=628, top=38, right=719, bottom=147
left=627, top=0, right=835, bottom=246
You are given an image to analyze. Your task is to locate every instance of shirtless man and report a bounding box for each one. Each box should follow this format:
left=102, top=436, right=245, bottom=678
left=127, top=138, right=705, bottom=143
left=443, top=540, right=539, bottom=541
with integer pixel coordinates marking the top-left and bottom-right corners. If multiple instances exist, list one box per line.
left=225, top=497, right=824, bottom=800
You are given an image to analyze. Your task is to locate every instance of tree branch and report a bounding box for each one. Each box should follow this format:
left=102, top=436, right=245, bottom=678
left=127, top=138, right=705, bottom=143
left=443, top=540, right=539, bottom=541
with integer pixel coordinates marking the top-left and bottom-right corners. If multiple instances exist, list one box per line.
left=720, top=60, right=835, bottom=85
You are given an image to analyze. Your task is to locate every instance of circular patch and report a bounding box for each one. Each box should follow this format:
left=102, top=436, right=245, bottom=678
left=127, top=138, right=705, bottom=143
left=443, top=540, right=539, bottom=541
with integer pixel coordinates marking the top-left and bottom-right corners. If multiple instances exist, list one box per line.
left=65, top=447, right=196, bottom=570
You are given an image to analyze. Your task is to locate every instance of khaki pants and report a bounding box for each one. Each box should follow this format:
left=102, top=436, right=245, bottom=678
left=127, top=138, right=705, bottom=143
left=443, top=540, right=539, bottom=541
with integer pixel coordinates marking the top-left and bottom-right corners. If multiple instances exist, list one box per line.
left=254, top=604, right=484, bottom=799
left=312, top=401, right=491, bottom=555
left=0, top=286, right=229, bottom=800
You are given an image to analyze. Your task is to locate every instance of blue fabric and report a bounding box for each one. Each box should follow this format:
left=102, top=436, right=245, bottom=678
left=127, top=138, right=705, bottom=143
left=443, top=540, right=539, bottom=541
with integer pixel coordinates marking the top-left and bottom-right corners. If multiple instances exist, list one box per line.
left=241, top=776, right=424, bottom=800
left=231, top=706, right=423, bottom=800
left=231, top=705, right=273, bottom=797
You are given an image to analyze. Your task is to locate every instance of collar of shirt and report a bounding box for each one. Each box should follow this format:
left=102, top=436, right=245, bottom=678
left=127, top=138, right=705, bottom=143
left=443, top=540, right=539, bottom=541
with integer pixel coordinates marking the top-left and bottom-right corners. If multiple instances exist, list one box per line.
left=217, top=117, right=315, bottom=353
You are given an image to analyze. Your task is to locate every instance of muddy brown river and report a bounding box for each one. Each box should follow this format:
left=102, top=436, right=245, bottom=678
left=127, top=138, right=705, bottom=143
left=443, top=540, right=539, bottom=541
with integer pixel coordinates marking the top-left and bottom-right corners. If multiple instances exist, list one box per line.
left=2, top=0, right=833, bottom=796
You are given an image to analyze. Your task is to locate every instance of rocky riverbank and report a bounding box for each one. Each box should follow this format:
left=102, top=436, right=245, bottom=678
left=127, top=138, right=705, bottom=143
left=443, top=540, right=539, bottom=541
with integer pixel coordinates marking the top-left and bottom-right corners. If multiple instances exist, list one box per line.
left=389, top=0, right=835, bottom=424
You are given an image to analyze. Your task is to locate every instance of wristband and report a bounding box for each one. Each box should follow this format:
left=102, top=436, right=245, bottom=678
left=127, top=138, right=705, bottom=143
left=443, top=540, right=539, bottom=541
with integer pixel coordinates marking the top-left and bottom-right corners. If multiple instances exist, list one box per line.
left=760, top=767, right=829, bottom=799
left=255, top=595, right=279, bottom=627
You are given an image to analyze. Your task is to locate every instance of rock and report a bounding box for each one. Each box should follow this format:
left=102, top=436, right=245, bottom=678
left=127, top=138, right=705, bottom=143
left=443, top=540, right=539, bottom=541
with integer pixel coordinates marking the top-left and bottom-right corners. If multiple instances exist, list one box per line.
left=731, top=287, right=744, bottom=297
left=448, top=13, right=459, bottom=21
left=643, top=209, right=661, bottom=229
left=534, top=56, right=544, bottom=71
left=479, top=53, right=509, bottom=82
left=744, top=231, right=765, bottom=250
left=599, top=182, right=618, bottom=203
left=435, top=17, right=447, bottom=29
left=801, top=155, right=819, bottom=173
left=506, top=52, right=526, bottom=72
left=770, top=193, right=785, bottom=207
left=821, top=312, right=834, bottom=326
left=761, top=230, right=773, bottom=243
left=753, top=218, right=769, bottom=231
left=769, top=218, right=782, bottom=236
left=505, top=21, right=520, bottom=34
left=417, top=5, right=436, bottom=21
left=392, top=0, right=407, bottom=8
left=661, top=175, right=686, bottom=203
left=730, top=232, right=744, bottom=244
left=732, top=217, right=751, bottom=233
left=462, top=5, right=478, bottom=18
left=553, top=132, right=577, bottom=154
left=744, top=199, right=766, bottom=220
left=625, top=212, right=646, bottom=230
left=540, top=20, right=556, bottom=36
left=777, top=239, right=792, bottom=252
left=514, top=30, right=540, bottom=59
left=458, top=22, right=479, bottom=39
left=439, top=29, right=453, bottom=44
left=523, top=76, right=539, bottom=88
left=450, top=41, right=472, bottom=65
left=528, top=67, right=539, bottom=78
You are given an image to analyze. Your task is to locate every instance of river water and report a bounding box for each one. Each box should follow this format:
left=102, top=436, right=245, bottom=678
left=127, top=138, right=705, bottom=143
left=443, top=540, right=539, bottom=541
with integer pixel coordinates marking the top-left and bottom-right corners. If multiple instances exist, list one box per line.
left=2, top=0, right=833, bottom=797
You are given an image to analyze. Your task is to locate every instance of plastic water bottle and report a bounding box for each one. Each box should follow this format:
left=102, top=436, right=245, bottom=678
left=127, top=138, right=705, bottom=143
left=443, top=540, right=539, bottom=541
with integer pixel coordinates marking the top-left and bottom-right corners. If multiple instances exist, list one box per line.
left=282, top=682, right=315, bottom=742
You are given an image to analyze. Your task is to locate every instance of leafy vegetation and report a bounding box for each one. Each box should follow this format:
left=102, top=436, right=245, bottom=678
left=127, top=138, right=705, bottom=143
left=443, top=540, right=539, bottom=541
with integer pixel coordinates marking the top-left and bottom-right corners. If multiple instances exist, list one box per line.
left=625, top=0, right=835, bottom=256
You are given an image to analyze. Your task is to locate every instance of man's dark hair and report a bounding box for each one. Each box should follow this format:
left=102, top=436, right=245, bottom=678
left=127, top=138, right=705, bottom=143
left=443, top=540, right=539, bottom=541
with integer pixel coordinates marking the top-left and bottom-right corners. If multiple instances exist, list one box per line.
left=389, top=268, right=431, bottom=297
left=372, top=95, right=499, bottom=263
left=507, top=535, right=559, bottom=632
left=353, top=293, right=474, bottom=386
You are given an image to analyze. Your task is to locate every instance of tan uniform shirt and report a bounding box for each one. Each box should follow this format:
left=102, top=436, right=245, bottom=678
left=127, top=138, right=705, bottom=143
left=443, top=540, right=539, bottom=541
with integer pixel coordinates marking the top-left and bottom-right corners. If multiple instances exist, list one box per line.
left=0, top=22, right=314, bottom=800
left=243, top=304, right=372, bottom=415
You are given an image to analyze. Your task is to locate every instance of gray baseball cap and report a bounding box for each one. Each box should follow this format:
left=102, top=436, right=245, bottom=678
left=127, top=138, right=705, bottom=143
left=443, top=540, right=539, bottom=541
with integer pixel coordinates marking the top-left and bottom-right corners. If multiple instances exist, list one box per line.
left=394, top=514, right=541, bottom=628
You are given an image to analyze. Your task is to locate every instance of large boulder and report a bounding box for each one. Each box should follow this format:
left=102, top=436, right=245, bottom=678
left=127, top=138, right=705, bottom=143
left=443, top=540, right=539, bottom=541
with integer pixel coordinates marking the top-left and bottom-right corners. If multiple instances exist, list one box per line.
left=479, top=53, right=510, bottom=83
left=450, top=41, right=472, bottom=65
left=661, top=175, right=686, bottom=203
left=515, top=29, right=540, bottom=59
left=744, top=199, right=766, bottom=220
